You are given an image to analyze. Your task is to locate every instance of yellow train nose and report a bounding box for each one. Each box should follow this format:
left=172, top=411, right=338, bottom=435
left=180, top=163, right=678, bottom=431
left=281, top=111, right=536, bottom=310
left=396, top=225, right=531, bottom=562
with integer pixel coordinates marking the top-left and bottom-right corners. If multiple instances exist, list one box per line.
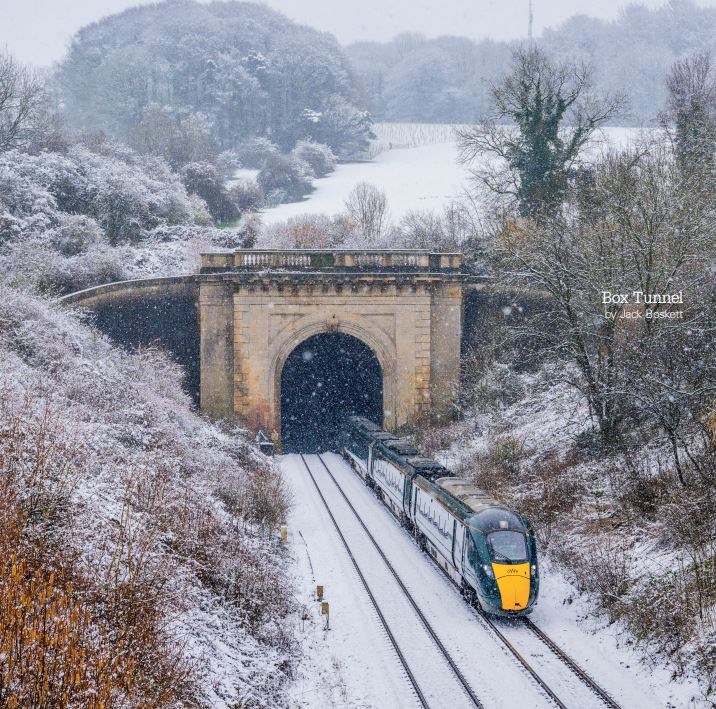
left=492, top=563, right=531, bottom=610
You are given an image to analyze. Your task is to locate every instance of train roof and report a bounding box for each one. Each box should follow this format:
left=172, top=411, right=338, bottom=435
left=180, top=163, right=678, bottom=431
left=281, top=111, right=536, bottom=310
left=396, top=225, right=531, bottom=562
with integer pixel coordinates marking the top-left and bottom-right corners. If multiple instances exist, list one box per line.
left=384, top=438, right=418, bottom=456
left=434, top=477, right=500, bottom=513
left=350, top=416, right=381, bottom=432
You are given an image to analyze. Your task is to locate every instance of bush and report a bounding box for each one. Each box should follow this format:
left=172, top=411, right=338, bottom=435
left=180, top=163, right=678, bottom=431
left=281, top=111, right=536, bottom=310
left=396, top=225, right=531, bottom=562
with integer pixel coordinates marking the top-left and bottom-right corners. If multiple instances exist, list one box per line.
left=260, top=213, right=358, bottom=249
left=229, top=178, right=263, bottom=212
left=188, top=193, right=213, bottom=226
left=235, top=137, right=280, bottom=169
left=291, top=140, right=336, bottom=177
left=0, top=236, right=128, bottom=294
left=180, top=161, right=240, bottom=223
left=257, top=154, right=313, bottom=203
left=50, top=214, right=105, bottom=256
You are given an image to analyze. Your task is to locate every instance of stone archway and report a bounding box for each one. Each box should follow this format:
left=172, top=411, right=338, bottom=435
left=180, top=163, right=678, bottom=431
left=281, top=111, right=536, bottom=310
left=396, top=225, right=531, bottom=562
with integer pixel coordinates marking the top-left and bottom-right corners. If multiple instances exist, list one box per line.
left=197, top=250, right=465, bottom=441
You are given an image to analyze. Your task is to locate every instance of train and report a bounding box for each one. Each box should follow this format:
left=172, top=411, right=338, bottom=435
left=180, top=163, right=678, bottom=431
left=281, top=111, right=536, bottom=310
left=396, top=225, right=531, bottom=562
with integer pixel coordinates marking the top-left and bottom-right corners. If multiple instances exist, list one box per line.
left=341, top=416, right=539, bottom=616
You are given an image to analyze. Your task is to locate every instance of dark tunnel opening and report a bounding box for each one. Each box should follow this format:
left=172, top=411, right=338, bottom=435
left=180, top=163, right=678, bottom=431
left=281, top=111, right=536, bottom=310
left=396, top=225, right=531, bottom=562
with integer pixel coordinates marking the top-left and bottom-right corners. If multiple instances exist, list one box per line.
left=280, top=332, right=383, bottom=453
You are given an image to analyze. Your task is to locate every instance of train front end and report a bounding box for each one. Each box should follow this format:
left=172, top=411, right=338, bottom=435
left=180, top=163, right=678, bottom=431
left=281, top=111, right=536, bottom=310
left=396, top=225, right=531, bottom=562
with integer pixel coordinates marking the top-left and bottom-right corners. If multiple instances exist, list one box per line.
left=467, top=508, right=539, bottom=616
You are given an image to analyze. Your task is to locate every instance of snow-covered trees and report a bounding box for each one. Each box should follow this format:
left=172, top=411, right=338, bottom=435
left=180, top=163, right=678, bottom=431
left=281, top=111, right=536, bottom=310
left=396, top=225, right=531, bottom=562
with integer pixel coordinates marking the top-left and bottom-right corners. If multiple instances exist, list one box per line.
left=0, top=49, right=45, bottom=152
left=303, top=96, right=375, bottom=160
left=662, top=51, right=716, bottom=176
left=0, top=141, right=250, bottom=293
left=494, top=143, right=715, bottom=450
left=180, top=162, right=239, bottom=224
left=347, top=3, right=716, bottom=125
left=130, top=103, right=215, bottom=168
left=343, top=182, right=389, bottom=241
left=57, top=2, right=369, bottom=160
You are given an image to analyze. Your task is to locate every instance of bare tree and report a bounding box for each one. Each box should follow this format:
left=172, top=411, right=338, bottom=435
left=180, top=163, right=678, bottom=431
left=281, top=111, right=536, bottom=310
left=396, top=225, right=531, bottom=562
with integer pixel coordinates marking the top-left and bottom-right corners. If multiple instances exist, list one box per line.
left=497, top=143, right=715, bottom=448
left=0, top=49, right=44, bottom=152
left=457, top=47, right=624, bottom=221
left=344, top=182, right=389, bottom=241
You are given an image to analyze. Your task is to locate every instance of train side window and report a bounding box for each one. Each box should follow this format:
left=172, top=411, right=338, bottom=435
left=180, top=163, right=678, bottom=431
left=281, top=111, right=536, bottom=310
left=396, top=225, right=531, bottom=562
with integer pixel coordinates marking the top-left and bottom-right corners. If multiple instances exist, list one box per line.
left=451, top=520, right=457, bottom=566
left=465, top=531, right=476, bottom=564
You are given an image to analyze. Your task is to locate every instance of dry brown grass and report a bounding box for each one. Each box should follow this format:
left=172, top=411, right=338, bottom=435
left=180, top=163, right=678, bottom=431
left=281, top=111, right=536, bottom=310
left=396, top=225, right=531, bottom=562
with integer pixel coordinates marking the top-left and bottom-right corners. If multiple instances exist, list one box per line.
left=0, top=485, right=139, bottom=708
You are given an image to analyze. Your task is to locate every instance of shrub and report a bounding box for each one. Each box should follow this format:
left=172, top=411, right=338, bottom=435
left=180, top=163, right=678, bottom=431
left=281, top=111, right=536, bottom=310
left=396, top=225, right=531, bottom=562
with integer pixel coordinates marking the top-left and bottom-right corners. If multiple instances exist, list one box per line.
left=188, top=193, right=213, bottom=226
left=0, top=236, right=128, bottom=294
left=229, top=178, right=263, bottom=212
left=257, top=154, right=313, bottom=203
left=235, top=137, right=280, bottom=169
left=50, top=214, right=105, bottom=256
left=180, top=161, right=240, bottom=223
left=291, top=140, right=336, bottom=177
left=217, top=149, right=241, bottom=176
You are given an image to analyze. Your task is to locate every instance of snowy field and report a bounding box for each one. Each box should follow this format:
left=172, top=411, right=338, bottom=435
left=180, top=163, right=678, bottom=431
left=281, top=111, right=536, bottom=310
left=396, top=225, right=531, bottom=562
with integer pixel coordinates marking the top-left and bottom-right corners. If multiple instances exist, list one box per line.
left=260, top=124, right=649, bottom=226
left=282, top=453, right=696, bottom=708
left=260, top=142, right=470, bottom=225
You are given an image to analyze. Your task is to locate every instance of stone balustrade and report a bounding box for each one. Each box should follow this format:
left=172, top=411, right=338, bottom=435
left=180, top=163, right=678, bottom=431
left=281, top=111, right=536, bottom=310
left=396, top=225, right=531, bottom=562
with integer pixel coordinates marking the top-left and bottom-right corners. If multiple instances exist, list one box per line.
left=200, top=249, right=463, bottom=273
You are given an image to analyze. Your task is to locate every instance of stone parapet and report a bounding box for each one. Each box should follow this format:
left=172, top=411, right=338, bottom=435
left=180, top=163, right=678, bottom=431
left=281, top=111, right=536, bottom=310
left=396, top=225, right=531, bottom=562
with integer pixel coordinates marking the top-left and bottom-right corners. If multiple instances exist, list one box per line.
left=200, top=249, right=463, bottom=273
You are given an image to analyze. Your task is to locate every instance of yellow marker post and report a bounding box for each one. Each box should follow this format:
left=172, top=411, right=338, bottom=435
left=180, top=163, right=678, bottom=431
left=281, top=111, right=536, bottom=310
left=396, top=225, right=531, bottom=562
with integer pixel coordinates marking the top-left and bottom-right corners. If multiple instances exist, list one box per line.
left=280, top=525, right=288, bottom=542
left=321, top=601, right=330, bottom=629
left=316, top=585, right=324, bottom=600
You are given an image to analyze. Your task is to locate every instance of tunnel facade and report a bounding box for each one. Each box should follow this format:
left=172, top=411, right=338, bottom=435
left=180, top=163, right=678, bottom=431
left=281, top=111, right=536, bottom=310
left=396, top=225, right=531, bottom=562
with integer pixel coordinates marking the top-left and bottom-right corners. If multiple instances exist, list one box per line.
left=199, top=249, right=465, bottom=441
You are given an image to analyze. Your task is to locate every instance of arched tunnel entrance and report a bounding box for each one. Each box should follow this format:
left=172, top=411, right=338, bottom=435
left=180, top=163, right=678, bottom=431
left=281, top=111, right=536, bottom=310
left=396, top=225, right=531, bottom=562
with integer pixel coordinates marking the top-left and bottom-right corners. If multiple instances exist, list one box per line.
left=280, top=332, right=383, bottom=453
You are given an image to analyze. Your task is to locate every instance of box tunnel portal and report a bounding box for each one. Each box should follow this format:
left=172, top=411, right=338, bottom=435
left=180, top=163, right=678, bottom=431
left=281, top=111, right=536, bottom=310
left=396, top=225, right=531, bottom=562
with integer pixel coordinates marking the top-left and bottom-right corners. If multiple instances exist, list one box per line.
left=58, top=250, right=470, bottom=447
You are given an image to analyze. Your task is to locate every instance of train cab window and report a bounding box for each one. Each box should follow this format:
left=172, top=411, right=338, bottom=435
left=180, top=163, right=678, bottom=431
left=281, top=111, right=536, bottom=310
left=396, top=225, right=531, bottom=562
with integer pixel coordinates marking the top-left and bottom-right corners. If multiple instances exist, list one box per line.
left=486, top=531, right=528, bottom=564
left=473, top=508, right=526, bottom=532
left=464, top=530, right=477, bottom=563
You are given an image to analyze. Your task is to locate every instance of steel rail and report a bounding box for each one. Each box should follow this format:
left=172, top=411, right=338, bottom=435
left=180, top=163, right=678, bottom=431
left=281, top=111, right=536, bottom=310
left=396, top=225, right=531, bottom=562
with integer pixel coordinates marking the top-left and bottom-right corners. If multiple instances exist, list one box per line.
left=474, top=612, right=568, bottom=709
left=522, top=618, right=622, bottom=709
left=313, top=454, right=485, bottom=709
left=298, top=454, right=429, bottom=709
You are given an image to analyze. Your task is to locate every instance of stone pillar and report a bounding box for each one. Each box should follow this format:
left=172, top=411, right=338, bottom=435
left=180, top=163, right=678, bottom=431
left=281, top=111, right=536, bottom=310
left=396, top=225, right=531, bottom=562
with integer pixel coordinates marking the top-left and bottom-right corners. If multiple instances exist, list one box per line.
left=429, top=283, right=463, bottom=422
left=199, top=281, right=234, bottom=420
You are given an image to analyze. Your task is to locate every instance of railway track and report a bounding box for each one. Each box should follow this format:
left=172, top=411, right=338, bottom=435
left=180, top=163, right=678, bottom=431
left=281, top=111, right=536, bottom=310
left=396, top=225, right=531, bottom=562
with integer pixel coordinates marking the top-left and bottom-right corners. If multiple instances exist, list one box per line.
left=317, top=452, right=624, bottom=709
left=521, top=618, right=622, bottom=709
left=299, top=453, right=484, bottom=709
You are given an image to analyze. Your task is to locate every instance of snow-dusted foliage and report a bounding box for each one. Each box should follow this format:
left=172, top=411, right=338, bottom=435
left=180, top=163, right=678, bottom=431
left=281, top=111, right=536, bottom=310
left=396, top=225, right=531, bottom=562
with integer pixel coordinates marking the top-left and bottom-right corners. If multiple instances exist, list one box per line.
left=258, top=154, right=314, bottom=205
left=291, top=141, right=336, bottom=178
left=234, top=137, right=281, bottom=169
left=57, top=2, right=369, bottom=156
left=0, top=142, right=251, bottom=293
left=0, top=284, right=296, bottom=706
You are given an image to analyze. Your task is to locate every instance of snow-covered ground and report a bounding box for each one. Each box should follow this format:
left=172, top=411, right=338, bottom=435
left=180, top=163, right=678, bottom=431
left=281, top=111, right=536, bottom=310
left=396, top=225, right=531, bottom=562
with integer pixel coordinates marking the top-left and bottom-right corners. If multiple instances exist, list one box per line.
left=260, top=142, right=470, bottom=225
left=259, top=125, right=649, bottom=226
left=282, top=453, right=693, bottom=708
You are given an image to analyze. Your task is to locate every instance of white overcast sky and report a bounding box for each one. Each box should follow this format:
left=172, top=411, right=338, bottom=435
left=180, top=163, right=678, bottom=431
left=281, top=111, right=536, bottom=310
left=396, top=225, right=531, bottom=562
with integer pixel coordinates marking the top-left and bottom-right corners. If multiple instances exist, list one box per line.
left=2, top=0, right=716, bottom=67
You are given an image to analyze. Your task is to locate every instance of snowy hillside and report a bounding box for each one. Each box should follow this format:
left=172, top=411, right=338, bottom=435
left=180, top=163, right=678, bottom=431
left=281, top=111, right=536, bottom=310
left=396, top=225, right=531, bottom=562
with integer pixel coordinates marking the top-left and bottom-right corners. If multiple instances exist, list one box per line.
left=259, top=124, right=647, bottom=227
left=0, top=287, right=295, bottom=706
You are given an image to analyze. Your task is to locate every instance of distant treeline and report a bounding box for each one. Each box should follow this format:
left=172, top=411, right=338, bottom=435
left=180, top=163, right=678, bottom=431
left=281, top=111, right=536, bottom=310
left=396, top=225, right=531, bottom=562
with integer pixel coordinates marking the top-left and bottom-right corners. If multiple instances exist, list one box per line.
left=57, top=1, right=372, bottom=160
left=346, top=1, right=716, bottom=124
